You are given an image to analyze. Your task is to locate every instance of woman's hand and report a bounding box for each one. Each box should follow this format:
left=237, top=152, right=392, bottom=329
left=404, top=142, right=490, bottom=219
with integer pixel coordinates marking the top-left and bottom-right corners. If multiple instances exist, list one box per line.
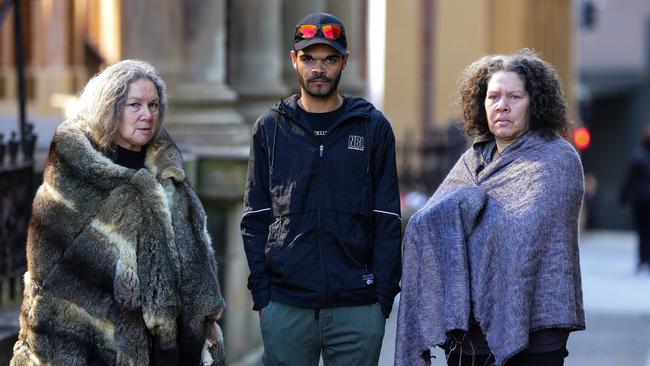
left=202, top=321, right=226, bottom=366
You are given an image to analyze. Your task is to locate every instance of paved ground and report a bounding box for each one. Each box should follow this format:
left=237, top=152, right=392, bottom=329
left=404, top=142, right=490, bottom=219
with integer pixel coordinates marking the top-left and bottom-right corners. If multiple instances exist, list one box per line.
left=379, top=230, right=650, bottom=366
left=566, top=230, right=650, bottom=366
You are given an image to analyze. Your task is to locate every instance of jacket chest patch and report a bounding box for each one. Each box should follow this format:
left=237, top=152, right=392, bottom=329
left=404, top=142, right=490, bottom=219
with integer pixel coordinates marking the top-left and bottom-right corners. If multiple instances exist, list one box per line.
left=347, top=135, right=365, bottom=151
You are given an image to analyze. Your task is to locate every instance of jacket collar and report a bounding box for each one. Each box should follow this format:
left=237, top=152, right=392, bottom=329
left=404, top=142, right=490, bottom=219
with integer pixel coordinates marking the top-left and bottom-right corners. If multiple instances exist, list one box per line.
left=274, top=94, right=374, bottom=133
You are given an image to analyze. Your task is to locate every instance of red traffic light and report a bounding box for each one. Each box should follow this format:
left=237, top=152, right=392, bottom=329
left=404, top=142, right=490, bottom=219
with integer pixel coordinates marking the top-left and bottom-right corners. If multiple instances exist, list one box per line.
left=574, top=127, right=591, bottom=150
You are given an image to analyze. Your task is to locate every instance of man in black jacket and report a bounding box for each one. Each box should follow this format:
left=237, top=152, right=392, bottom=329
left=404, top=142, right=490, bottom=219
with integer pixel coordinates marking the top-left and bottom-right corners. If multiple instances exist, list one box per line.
left=241, top=12, right=401, bottom=366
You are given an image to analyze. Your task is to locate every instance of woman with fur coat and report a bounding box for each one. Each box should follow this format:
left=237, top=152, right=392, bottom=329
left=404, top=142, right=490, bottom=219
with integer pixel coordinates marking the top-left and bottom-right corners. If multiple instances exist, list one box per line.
left=11, top=60, right=226, bottom=365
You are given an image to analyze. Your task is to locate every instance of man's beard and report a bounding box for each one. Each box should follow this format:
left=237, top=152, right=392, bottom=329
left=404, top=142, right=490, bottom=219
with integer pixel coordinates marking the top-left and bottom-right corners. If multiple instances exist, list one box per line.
left=298, top=70, right=343, bottom=98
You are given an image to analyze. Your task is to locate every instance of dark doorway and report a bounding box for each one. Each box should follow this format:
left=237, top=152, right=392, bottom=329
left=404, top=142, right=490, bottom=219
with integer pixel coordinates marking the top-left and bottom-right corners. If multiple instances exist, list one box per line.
left=582, top=91, right=643, bottom=230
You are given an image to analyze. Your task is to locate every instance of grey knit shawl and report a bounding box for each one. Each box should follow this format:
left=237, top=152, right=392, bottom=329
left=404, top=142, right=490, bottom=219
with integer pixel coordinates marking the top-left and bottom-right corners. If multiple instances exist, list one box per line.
left=11, top=119, right=225, bottom=365
left=395, top=130, right=585, bottom=366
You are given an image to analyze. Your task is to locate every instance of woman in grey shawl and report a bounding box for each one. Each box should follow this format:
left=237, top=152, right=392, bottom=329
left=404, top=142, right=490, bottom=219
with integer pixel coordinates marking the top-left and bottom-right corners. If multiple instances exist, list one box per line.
left=396, top=49, right=585, bottom=366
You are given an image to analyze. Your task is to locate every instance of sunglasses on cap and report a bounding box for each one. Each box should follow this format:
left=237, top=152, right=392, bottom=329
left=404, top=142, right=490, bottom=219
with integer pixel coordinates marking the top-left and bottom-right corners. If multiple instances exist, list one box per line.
left=295, top=24, right=344, bottom=40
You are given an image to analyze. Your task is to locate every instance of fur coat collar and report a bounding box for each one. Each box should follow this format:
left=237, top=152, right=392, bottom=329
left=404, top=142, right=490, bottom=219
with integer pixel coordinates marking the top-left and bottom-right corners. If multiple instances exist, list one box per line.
left=12, top=119, right=226, bottom=365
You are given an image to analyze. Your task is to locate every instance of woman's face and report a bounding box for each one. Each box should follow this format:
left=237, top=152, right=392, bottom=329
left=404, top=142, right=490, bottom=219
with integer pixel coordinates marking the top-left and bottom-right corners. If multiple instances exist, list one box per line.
left=115, top=79, right=160, bottom=151
left=484, top=71, right=530, bottom=151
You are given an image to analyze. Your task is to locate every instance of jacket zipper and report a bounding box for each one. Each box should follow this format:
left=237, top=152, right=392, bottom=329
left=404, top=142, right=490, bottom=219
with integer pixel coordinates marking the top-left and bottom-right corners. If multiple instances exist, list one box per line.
left=318, top=144, right=327, bottom=306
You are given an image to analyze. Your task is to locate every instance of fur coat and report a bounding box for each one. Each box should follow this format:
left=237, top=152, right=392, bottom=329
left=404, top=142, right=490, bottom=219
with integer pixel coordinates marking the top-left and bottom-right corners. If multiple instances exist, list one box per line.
left=396, top=130, right=585, bottom=366
left=11, top=119, right=226, bottom=365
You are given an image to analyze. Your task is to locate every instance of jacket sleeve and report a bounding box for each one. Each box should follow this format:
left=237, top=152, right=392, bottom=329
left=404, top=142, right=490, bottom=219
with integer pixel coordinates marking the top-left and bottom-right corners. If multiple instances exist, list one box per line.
left=370, top=111, right=402, bottom=318
left=241, top=121, right=273, bottom=311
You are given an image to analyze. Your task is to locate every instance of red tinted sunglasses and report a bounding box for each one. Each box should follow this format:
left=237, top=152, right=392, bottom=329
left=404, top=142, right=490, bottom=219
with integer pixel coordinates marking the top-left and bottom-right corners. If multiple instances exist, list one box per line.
left=296, top=24, right=343, bottom=40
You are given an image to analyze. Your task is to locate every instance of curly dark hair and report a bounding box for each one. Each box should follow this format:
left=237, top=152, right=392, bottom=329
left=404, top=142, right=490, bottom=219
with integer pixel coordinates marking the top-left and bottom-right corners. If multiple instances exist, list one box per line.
left=456, top=49, right=570, bottom=138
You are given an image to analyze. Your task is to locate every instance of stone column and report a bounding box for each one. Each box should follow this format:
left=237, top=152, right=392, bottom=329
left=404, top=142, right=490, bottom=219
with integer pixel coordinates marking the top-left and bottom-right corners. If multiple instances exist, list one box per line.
left=31, top=0, right=79, bottom=114
left=1, top=7, right=16, bottom=101
left=327, top=0, right=366, bottom=96
left=223, top=201, right=263, bottom=362
left=169, top=0, right=249, bottom=147
left=121, top=0, right=248, bottom=148
left=229, top=0, right=289, bottom=125
left=282, top=0, right=327, bottom=92
left=121, top=0, right=184, bottom=81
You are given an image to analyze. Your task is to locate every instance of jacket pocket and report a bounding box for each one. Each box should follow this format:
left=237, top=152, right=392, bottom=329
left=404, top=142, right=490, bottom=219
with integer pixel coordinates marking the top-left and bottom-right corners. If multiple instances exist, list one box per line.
left=326, top=191, right=372, bottom=251
left=324, top=192, right=374, bottom=291
left=264, top=211, right=319, bottom=292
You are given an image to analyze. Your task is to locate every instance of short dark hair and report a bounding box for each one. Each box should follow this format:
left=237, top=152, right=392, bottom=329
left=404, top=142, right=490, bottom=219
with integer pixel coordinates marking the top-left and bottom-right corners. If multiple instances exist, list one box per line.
left=456, top=49, right=570, bottom=138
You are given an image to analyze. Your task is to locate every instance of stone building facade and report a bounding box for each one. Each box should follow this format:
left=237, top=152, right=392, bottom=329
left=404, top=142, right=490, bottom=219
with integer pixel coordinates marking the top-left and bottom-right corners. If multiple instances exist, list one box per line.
left=383, top=0, right=576, bottom=193
left=0, top=0, right=368, bottom=363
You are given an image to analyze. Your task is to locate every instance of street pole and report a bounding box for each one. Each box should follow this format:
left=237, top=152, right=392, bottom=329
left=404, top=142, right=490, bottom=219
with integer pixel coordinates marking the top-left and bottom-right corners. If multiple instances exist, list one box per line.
left=13, top=0, right=27, bottom=144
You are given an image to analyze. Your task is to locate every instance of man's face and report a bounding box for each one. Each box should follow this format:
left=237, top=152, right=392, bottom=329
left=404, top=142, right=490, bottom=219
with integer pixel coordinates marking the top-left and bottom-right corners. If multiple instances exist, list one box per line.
left=291, top=44, right=349, bottom=98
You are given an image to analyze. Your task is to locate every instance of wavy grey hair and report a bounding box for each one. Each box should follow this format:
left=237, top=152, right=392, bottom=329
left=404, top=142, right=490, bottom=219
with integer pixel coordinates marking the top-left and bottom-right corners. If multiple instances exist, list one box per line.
left=75, top=59, right=168, bottom=152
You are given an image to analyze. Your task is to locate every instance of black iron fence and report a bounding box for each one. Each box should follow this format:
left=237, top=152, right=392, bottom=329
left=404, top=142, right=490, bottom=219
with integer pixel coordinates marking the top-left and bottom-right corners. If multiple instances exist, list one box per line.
left=0, top=129, right=36, bottom=306
left=399, top=122, right=469, bottom=196
left=0, top=2, right=31, bottom=360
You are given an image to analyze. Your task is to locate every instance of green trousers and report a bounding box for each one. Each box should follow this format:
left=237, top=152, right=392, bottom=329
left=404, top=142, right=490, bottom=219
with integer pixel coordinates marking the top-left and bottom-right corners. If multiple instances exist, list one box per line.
left=260, top=301, right=386, bottom=366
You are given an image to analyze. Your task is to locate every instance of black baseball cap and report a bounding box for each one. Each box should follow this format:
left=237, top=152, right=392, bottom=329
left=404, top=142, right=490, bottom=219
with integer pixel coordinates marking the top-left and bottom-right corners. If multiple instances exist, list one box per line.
left=293, top=12, right=347, bottom=55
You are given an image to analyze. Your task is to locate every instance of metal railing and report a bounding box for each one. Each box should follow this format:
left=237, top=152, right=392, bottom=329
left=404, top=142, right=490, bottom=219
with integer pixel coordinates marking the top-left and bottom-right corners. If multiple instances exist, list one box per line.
left=0, top=128, right=35, bottom=306
left=399, top=122, right=469, bottom=196
left=1, top=0, right=32, bottom=306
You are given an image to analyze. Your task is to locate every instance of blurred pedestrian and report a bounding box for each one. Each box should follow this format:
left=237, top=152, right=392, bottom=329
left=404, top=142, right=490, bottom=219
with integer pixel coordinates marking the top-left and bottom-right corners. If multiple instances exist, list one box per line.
left=396, top=49, right=585, bottom=366
left=11, top=60, right=225, bottom=365
left=241, top=12, right=401, bottom=366
left=583, top=172, right=598, bottom=230
left=620, top=126, right=650, bottom=274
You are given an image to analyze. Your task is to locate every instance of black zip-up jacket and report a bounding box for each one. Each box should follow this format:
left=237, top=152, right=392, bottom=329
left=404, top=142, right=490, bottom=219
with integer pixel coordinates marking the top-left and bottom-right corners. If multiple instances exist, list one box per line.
left=241, top=94, right=402, bottom=317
